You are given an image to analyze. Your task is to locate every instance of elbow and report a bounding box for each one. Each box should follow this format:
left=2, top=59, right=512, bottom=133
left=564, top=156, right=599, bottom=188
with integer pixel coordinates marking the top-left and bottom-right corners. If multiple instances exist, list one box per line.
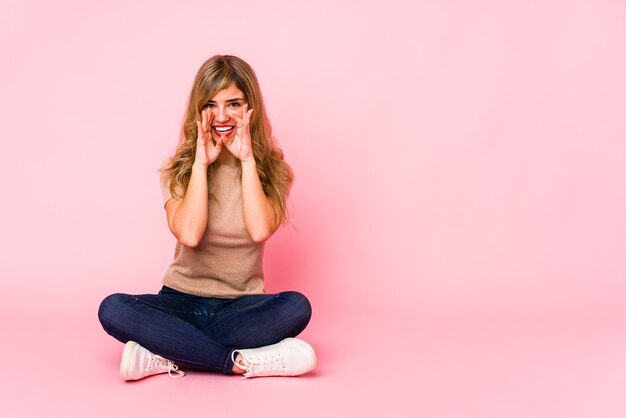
left=179, top=237, right=200, bottom=248
left=182, top=240, right=201, bottom=248
left=170, top=222, right=207, bottom=248
left=177, top=232, right=202, bottom=248
left=249, top=227, right=273, bottom=243
left=245, top=214, right=280, bottom=243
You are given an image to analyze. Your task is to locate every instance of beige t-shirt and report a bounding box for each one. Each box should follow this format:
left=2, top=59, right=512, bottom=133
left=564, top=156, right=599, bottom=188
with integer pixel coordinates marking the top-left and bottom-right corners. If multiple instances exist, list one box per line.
left=159, top=162, right=265, bottom=298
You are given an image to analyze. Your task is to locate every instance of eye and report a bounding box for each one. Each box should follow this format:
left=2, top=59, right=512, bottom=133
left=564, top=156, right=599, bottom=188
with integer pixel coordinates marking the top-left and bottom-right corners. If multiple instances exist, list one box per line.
left=203, top=103, right=216, bottom=109
left=228, top=102, right=242, bottom=108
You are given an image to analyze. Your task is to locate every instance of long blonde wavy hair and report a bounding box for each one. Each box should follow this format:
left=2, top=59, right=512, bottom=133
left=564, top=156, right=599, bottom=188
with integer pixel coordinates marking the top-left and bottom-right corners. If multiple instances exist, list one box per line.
left=160, top=55, right=294, bottom=224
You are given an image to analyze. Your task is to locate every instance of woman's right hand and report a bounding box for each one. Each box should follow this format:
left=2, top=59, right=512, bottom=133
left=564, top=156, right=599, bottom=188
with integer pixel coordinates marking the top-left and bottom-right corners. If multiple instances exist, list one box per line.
left=195, top=109, right=222, bottom=167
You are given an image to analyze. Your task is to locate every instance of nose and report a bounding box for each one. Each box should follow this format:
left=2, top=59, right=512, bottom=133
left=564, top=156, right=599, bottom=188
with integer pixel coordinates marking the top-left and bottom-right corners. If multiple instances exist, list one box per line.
left=213, top=105, right=229, bottom=123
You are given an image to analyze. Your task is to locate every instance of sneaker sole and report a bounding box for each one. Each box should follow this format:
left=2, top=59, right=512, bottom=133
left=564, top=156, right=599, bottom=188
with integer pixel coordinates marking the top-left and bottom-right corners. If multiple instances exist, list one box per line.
left=120, top=340, right=139, bottom=380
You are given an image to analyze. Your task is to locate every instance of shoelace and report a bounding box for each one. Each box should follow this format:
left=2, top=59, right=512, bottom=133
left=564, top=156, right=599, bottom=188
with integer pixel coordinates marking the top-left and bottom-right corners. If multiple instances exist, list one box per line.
left=150, top=354, right=185, bottom=379
left=232, top=351, right=284, bottom=378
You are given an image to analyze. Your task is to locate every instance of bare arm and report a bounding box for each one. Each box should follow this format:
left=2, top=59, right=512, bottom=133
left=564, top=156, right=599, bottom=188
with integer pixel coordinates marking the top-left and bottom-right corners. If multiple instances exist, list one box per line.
left=223, top=104, right=280, bottom=242
left=241, top=159, right=280, bottom=242
left=165, top=109, right=222, bottom=247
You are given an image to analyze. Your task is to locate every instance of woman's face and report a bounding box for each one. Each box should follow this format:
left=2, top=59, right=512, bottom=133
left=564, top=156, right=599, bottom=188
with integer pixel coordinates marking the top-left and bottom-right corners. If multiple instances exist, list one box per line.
left=203, top=82, right=246, bottom=141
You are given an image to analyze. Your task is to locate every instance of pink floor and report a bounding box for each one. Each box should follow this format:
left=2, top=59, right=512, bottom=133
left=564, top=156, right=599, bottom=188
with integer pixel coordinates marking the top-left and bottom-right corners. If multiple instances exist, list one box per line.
left=3, top=307, right=626, bottom=417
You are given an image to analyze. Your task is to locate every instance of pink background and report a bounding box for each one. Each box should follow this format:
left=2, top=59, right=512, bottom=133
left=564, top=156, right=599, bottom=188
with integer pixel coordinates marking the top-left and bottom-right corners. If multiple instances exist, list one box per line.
left=1, top=0, right=626, bottom=417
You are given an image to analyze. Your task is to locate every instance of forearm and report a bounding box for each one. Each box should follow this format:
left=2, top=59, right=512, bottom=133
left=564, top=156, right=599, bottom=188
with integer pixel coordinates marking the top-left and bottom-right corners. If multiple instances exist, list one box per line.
left=241, top=160, right=279, bottom=242
left=172, top=164, right=209, bottom=246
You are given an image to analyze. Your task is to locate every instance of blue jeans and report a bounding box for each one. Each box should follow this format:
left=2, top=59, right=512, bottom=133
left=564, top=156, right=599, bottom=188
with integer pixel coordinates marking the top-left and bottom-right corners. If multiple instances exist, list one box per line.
left=98, top=286, right=312, bottom=374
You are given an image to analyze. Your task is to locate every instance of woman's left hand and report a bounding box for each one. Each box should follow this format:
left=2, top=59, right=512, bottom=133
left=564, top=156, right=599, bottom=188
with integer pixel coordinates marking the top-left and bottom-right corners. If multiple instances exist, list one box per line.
left=223, top=104, right=254, bottom=163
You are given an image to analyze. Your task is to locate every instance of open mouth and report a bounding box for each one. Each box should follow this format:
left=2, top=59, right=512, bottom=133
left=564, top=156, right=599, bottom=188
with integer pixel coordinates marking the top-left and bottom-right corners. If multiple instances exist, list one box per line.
left=213, top=125, right=235, bottom=137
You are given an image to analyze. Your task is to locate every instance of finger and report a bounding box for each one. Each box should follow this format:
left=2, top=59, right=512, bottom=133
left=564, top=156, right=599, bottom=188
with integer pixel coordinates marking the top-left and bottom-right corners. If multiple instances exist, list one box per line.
left=239, top=104, right=248, bottom=126
left=245, top=109, right=253, bottom=128
left=196, top=121, right=205, bottom=146
left=225, top=134, right=236, bottom=147
left=229, top=108, right=244, bottom=128
left=219, top=134, right=230, bottom=148
left=207, top=109, right=214, bottom=128
left=208, top=111, right=214, bottom=133
left=214, top=135, right=223, bottom=150
left=201, top=110, right=208, bottom=133
left=228, top=109, right=243, bottom=124
left=208, top=138, right=217, bottom=152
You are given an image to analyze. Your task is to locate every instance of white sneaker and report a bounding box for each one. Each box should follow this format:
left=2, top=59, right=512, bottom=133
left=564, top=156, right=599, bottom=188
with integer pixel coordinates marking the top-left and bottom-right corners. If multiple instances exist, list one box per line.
left=120, top=341, right=185, bottom=381
left=232, top=338, right=317, bottom=378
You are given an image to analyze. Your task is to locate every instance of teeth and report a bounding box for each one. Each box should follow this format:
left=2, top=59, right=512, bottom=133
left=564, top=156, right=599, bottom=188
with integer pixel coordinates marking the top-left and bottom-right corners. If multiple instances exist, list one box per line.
left=214, top=126, right=233, bottom=132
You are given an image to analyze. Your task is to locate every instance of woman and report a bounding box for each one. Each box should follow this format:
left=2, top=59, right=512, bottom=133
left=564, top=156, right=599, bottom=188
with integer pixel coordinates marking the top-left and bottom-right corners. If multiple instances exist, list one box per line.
left=98, top=55, right=316, bottom=380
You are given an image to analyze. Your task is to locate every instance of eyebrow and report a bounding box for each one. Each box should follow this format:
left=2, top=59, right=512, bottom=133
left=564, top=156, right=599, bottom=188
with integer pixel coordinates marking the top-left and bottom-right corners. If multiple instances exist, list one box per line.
left=206, top=97, right=244, bottom=103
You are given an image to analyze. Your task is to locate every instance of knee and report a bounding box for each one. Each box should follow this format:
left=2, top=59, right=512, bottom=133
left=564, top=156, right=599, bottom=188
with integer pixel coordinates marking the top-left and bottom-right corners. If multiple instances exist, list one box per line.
left=280, top=291, right=312, bottom=326
left=97, top=293, right=131, bottom=331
